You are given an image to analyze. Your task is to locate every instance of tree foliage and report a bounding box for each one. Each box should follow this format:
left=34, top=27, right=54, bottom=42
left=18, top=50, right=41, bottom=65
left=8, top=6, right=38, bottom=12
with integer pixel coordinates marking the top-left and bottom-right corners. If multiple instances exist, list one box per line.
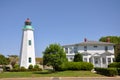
left=0, top=54, right=9, bottom=65
left=73, top=53, right=83, bottom=62
left=115, top=52, right=120, bottom=62
left=43, top=44, right=68, bottom=71
left=99, top=36, right=120, bottom=44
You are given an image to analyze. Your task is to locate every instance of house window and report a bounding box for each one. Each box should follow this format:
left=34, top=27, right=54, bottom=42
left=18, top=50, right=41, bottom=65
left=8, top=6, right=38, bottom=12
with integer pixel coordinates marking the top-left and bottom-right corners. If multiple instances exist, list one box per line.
left=28, top=57, right=32, bottom=63
left=84, top=58, right=87, bottom=62
left=108, top=58, right=111, bottom=64
left=102, top=58, right=106, bottom=64
left=95, top=57, right=99, bottom=64
left=89, top=58, right=92, bottom=63
left=74, top=47, right=78, bottom=53
left=105, top=46, right=108, bottom=51
left=65, top=48, right=68, bottom=53
left=70, top=57, right=73, bottom=61
left=69, top=48, right=72, bottom=54
left=94, top=46, right=97, bottom=48
left=28, top=40, right=32, bottom=46
left=84, top=46, right=87, bottom=51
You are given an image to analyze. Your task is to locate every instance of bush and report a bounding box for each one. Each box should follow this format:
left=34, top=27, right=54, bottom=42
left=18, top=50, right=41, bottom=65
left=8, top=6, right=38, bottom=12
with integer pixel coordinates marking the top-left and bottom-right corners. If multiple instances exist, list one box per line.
left=20, top=66, right=26, bottom=71
left=107, top=68, right=118, bottom=76
left=34, top=65, right=39, bottom=69
left=10, top=64, right=20, bottom=72
left=108, top=62, right=120, bottom=75
left=117, top=68, right=120, bottom=75
left=95, top=67, right=118, bottom=77
left=73, top=53, right=83, bottom=62
left=57, top=63, right=67, bottom=71
left=13, top=64, right=20, bottom=69
left=108, top=62, right=120, bottom=68
left=57, top=62, right=93, bottom=71
left=10, top=64, right=42, bottom=72
left=33, top=65, right=42, bottom=71
left=28, top=64, right=33, bottom=70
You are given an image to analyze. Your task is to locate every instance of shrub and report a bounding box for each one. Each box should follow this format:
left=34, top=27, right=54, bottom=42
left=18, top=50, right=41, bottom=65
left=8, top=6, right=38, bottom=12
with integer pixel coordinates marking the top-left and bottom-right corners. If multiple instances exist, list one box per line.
left=33, top=65, right=42, bottom=71
left=2, top=65, right=6, bottom=72
left=10, top=64, right=20, bottom=72
left=107, top=68, right=118, bottom=76
left=13, top=64, right=20, bottom=69
left=34, top=65, right=39, bottom=69
left=28, top=64, right=33, bottom=70
left=20, top=66, right=26, bottom=71
left=108, top=62, right=120, bottom=68
left=57, top=62, right=93, bottom=71
left=117, top=68, right=120, bottom=75
left=57, top=63, right=67, bottom=71
left=95, top=67, right=118, bottom=77
left=73, top=53, right=83, bottom=62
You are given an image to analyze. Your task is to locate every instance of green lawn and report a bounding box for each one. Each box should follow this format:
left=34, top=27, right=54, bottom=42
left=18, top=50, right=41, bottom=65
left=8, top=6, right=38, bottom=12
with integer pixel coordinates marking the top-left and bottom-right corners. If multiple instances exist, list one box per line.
left=0, top=70, right=104, bottom=78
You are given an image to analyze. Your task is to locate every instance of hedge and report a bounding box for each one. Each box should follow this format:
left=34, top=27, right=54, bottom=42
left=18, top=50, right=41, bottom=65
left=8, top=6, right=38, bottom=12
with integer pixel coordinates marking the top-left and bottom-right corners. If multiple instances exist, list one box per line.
left=117, top=68, right=120, bottom=75
left=10, top=64, right=42, bottom=72
left=94, top=67, right=118, bottom=77
left=108, top=62, right=120, bottom=68
left=57, top=62, right=93, bottom=71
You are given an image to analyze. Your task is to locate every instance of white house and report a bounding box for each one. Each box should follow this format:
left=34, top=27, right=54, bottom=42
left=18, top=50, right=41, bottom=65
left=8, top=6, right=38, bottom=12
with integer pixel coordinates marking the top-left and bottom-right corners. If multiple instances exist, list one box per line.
left=63, top=38, right=115, bottom=68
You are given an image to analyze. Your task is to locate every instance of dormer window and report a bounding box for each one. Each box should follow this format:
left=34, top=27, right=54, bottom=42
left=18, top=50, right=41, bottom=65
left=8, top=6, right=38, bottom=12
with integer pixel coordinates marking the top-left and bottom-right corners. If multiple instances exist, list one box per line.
left=69, top=47, right=73, bottom=53
left=74, top=47, right=78, bottom=53
left=94, top=46, right=97, bottom=48
left=65, top=48, right=68, bottom=53
left=84, top=46, right=87, bottom=51
left=105, top=46, right=108, bottom=51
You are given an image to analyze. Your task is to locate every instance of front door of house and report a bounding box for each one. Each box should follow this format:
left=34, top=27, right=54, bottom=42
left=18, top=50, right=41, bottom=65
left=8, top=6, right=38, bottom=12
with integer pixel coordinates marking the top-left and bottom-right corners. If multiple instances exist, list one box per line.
left=94, top=57, right=100, bottom=67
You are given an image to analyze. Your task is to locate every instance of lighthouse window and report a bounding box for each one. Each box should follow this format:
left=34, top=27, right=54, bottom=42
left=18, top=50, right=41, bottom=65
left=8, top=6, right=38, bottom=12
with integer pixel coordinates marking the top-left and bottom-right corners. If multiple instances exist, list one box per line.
left=28, top=40, right=31, bottom=45
left=29, top=57, right=32, bottom=63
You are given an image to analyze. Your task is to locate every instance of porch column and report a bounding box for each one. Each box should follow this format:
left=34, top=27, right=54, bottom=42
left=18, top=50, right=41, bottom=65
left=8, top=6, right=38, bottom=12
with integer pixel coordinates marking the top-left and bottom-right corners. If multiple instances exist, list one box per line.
left=92, top=57, right=95, bottom=66
left=111, top=57, right=113, bottom=63
left=68, top=48, right=70, bottom=54
left=87, top=57, right=89, bottom=62
left=100, top=57, right=102, bottom=68
left=106, top=56, right=108, bottom=67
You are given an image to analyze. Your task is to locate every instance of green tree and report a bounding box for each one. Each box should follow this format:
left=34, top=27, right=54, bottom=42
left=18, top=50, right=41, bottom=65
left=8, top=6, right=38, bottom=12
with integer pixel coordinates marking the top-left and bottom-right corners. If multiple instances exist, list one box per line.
left=115, top=52, right=120, bottom=62
left=0, top=54, right=9, bottom=65
left=73, top=53, right=83, bottom=62
left=43, top=44, right=68, bottom=71
left=99, top=36, right=120, bottom=44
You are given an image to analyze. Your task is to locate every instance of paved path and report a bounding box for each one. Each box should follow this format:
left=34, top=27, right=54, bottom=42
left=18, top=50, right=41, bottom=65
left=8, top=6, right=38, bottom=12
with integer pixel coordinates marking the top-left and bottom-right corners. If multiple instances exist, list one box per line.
left=0, top=77, right=120, bottom=80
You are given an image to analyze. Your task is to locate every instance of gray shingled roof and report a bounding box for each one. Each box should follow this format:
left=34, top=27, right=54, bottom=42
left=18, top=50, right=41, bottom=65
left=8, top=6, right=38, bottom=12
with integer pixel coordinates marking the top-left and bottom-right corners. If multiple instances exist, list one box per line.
left=101, top=51, right=114, bottom=55
left=63, top=41, right=114, bottom=47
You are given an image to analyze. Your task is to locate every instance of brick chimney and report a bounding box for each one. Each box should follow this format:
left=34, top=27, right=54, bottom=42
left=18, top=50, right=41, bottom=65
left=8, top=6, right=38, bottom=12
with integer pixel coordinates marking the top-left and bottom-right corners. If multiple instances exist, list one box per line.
left=107, top=37, right=110, bottom=43
left=84, top=38, right=87, bottom=42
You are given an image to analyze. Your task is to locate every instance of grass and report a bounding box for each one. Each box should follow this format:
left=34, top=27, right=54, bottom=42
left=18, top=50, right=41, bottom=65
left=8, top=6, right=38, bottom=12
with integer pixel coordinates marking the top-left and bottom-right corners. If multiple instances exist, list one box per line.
left=0, top=70, right=104, bottom=78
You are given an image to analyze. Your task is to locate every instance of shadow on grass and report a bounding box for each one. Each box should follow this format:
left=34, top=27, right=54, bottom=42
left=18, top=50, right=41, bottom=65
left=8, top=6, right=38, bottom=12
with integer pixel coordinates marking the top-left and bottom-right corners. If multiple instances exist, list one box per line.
left=33, top=69, right=56, bottom=74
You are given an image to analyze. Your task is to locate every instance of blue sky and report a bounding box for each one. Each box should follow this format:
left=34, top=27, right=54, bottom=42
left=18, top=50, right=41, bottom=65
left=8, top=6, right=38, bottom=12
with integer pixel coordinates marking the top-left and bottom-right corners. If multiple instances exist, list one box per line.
left=0, top=0, right=120, bottom=57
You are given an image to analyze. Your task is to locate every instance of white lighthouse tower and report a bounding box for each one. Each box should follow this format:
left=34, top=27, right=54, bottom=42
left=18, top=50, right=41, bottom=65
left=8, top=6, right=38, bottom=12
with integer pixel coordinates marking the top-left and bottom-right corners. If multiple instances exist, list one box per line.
left=19, top=18, right=36, bottom=68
